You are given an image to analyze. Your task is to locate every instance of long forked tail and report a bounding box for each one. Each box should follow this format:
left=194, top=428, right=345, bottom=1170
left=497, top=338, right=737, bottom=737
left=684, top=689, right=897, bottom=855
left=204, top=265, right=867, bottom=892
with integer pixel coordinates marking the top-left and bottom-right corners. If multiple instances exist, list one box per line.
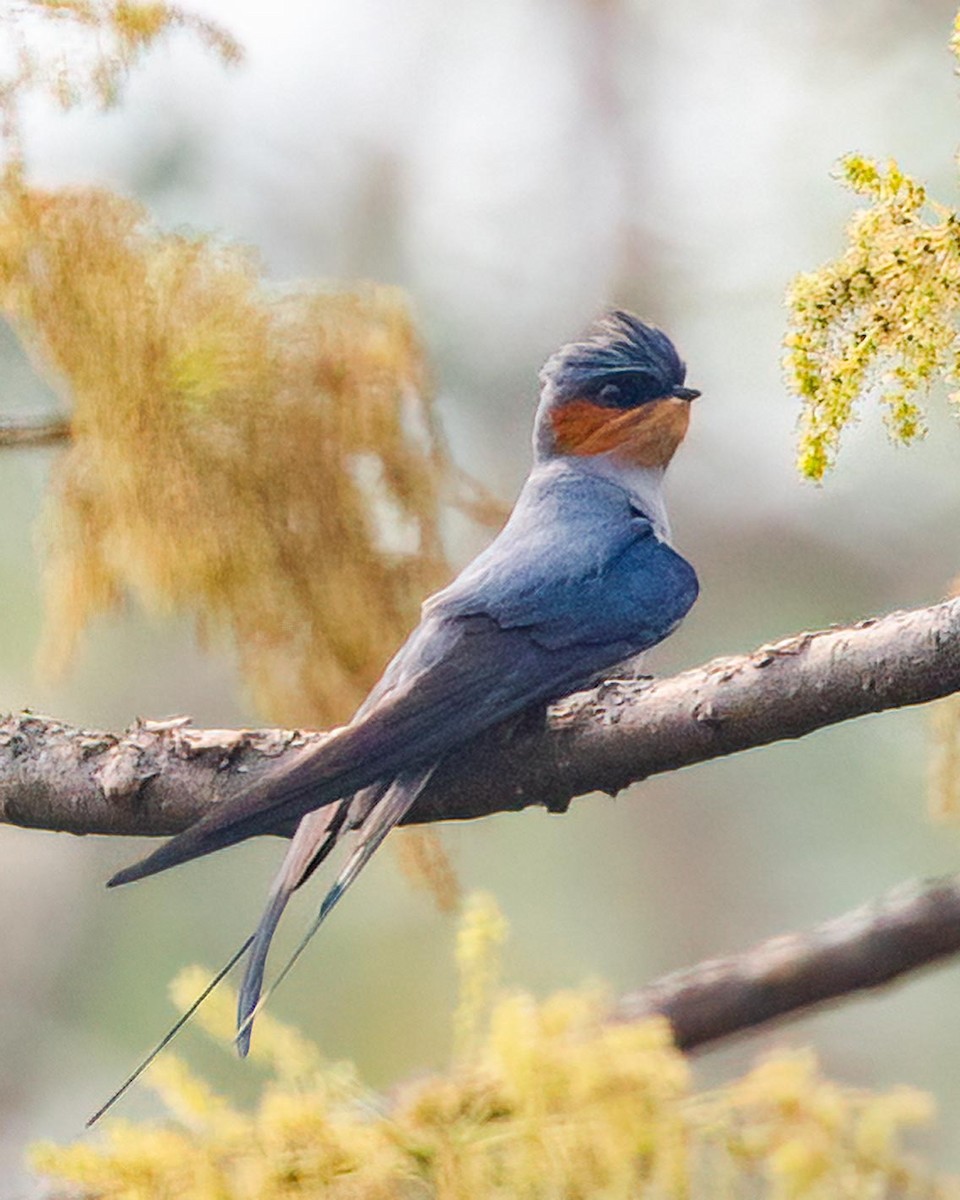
left=86, top=935, right=254, bottom=1127
left=87, top=770, right=434, bottom=1121
left=235, top=765, right=435, bottom=1056
left=234, top=803, right=348, bottom=1057
left=86, top=804, right=350, bottom=1124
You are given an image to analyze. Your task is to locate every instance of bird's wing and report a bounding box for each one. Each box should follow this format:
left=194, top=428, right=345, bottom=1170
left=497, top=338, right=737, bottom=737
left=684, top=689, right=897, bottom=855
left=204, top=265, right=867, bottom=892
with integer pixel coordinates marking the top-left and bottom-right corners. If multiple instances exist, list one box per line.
left=109, top=513, right=697, bottom=887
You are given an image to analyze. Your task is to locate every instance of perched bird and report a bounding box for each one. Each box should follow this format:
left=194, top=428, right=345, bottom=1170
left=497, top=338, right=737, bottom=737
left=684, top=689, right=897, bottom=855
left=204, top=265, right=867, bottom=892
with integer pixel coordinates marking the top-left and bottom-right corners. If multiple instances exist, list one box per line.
left=108, top=310, right=701, bottom=1054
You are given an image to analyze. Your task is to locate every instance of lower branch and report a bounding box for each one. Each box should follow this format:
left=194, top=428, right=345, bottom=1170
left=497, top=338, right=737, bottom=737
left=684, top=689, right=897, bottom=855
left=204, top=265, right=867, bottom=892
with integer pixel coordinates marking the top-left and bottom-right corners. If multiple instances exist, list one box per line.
left=618, top=875, right=960, bottom=1050
left=1, top=598, right=958, bottom=838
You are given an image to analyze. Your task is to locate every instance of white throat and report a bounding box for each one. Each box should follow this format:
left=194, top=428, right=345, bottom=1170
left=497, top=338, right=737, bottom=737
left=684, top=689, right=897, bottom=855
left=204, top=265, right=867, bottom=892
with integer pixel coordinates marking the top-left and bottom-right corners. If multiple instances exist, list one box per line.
left=532, top=386, right=673, bottom=543
left=579, top=455, right=671, bottom=542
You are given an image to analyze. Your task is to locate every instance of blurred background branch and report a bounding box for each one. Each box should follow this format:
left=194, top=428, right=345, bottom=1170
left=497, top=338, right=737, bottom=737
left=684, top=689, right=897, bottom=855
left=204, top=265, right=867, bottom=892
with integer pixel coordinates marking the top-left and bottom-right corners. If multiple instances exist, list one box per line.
left=620, top=875, right=960, bottom=1051
left=35, top=894, right=951, bottom=1200
left=0, top=410, right=70, bottom=446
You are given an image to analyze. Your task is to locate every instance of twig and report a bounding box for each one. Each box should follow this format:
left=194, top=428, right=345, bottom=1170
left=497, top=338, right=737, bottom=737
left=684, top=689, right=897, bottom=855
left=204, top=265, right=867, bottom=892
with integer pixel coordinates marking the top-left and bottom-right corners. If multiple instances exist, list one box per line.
left=617, top=875, right=960, bottom=1049
left=0, top=411, right=71, bottom=447
left=1, top=598, right=959, bottom=837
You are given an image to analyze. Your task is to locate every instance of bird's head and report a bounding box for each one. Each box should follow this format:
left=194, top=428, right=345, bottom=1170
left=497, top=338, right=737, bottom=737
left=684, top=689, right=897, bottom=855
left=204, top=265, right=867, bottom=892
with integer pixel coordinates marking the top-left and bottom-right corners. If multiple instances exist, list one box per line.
left=534, top=311, right=699, bottom=469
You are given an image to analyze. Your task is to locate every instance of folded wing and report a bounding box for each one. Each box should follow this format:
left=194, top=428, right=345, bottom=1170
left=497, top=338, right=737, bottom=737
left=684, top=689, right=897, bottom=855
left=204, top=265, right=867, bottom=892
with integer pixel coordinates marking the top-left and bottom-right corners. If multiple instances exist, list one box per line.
left=109, top=510, right=697, bottom=888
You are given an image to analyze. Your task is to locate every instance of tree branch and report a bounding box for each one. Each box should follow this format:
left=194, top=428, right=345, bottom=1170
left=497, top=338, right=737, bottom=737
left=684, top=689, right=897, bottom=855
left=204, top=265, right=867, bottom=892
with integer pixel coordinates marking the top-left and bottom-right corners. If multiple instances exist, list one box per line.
left=0, top=411, right=71, bottom=447
left=7, top=605, right=960, bottom=1059
left=617, top=875, right=960, bottom=1050
left=1, top=597, right=959, bottom=838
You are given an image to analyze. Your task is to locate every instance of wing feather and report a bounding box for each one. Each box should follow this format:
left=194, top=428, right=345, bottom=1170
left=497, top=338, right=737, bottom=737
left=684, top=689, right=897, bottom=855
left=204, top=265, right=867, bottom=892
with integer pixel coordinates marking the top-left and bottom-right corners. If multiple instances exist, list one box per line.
left=109, top=514, right=697, bottom=886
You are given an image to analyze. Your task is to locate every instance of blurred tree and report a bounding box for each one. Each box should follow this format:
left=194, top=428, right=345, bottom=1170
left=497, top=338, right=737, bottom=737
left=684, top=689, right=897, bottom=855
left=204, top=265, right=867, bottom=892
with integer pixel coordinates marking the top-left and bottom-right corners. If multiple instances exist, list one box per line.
left=0, top=2, right=499, bottom=731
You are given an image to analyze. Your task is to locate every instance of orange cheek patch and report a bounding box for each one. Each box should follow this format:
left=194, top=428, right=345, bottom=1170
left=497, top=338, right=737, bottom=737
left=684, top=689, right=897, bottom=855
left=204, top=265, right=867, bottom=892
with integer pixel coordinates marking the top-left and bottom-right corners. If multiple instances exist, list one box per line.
left=551, top=396, right=691, bottom=468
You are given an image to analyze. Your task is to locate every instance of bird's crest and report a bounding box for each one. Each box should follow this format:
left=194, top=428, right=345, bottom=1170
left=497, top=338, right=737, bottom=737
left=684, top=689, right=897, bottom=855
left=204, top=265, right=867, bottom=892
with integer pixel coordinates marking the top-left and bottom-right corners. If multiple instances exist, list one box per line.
left=540, top=311, right=687, bottom=405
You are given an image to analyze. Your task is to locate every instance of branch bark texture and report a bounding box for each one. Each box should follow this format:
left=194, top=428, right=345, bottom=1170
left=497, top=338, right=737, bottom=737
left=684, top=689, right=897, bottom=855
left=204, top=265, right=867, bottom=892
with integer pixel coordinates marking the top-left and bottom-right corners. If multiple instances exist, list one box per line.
left=617, top=875, right=960, bottom=1050
left=6, top=601, right=960, bottom=1059
left=1, top=597, right=959, bottom=838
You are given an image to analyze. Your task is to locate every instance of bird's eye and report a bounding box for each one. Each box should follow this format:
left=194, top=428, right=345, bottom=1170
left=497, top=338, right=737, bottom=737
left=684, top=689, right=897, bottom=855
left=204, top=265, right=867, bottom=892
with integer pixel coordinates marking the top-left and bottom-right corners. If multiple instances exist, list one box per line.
left=594, top=373, right=661, bottom=408
left=597, top=383, right=622, bottom=405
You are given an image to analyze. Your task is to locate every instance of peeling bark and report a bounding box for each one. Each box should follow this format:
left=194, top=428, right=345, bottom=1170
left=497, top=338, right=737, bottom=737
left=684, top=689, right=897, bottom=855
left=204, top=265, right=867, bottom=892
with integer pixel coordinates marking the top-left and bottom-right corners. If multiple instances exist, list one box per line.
left=6, top=600, right=960, bottom=1061
left=1, top=597, right=958, bottom=838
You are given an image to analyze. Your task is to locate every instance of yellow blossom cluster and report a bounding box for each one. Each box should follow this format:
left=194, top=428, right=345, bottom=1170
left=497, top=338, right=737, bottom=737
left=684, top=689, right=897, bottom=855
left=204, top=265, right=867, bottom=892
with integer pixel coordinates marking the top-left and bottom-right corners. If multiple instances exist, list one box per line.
left=785, top=153, right=960, bottom=480
left=32, top=896, right=954, bottom=1199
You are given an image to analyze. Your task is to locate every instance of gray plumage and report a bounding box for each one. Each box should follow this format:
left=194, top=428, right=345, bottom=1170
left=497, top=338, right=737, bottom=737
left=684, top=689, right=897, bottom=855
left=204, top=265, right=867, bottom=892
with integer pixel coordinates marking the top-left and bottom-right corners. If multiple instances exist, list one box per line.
left=107, top=312, right=700, bottom=1054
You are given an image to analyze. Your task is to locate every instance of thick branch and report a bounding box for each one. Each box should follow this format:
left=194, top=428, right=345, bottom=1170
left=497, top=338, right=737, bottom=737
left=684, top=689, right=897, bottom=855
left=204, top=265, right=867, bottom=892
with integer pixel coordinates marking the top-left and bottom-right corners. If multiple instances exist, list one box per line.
left=2, top=598, right=960, bottom=838
left=0, top=411, right=71, bottom=447
left=617, top=875, right=960, bottom=1049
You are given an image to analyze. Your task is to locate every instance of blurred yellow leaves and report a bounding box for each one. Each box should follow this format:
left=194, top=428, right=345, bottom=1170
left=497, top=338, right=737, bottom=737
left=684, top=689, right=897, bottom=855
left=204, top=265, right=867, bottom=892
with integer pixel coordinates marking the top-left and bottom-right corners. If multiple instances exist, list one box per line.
left=0, top=3, right=501, bottom=729
left=0, top=180, right=462, bottom=726
left=33, top=897, right=953, bottom=1199
left=930, top=691, right=960, bottom=824
left=0, top=0, right=479, bottom=903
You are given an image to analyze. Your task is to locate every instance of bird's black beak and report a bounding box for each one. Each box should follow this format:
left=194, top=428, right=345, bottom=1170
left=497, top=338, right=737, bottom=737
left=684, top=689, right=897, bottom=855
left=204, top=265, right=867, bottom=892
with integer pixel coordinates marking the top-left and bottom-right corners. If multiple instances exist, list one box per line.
left=672, top=386, right=701, bottom=401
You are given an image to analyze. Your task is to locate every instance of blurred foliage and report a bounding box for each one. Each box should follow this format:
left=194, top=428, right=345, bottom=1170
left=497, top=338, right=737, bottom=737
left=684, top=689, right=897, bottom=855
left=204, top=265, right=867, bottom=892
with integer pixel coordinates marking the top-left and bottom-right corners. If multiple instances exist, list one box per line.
left=11, top=182, right=456, bottom=726
left=784, top=11, right=960, bottom=481
left=394, top=826, right=463, bottom=915
left=928, top=576, right=960, bottom=825
left=0, top=0, right=488, bottom=927
left=32, top=896, right=954, bottom=1199
left=929, top=692, right=960, bottom=823
left=0, top=0, right=500, bottom=729
left=0, top=0, right=241, bottom=151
